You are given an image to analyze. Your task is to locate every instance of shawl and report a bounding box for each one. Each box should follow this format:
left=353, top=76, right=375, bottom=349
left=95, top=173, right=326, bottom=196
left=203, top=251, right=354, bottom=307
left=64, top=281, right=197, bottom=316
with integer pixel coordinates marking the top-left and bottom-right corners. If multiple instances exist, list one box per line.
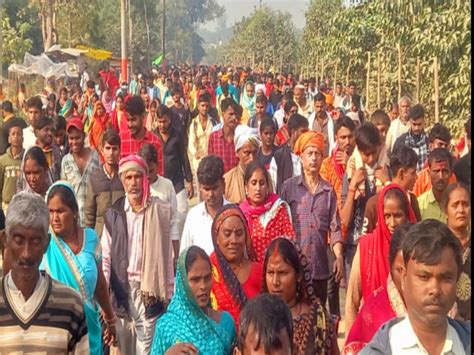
left=224, top=166, right=246, bottom=204
left=210, top=205, right=257, bottom=313
left=240, top=81, right=256, bottom=117
left=359, top=183, right=417, bottom=300
left=18, top=145, right=53, bottom=196
left=331, top=145, right=346, bottom=180
left=151, top=247, right=235, bottom=354
left=89, top=101, right=111, bottom=150
left=58, top=98, right=73, bottom=118
left=239, top=192, right=279, bottom=231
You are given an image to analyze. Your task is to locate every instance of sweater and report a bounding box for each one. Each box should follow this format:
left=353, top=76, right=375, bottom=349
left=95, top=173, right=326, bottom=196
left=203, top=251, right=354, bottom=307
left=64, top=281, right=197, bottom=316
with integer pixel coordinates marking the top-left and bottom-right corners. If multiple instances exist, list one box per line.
left=0, top=147, right=23, bottom=209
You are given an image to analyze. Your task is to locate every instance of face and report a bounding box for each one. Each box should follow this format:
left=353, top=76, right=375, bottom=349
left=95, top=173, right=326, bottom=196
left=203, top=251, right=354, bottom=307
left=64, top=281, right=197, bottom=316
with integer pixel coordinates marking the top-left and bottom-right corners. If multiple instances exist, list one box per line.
left=126, top=113, right=144, bottom=135
left=187, top=256, right=213, bottom=309
left=147, top=161, right=158, bottom=181
left=313, top=100, right=325, bottom=114
left=237, top=142, right=258, bottom=168
left=391, top=250, right=404, bottom=292
left=101, top=142, right=120, bottom=166
left=60, top=90, right=68, bottom=100
left=48, top=195, right=76, bottom=236
left=223, top=106, right=238, bottom=130
left=255, top=102, right=266, bottom=118
left=7, top=226, right=47, bottom=283
left=336, top=84, right=342, bottom=95
left=8, top=126, right=23, bottom=147
left=24, top=158, right=47, bottom=194
left=261, top=126, right=276, bottom=148
left=246, top=168, right=269, bottom=205
left=375, top=123, right=389, bottom=143
left=335, top=126, right=355, bottom=155
left=28, top=107, right=42, bottom=127
left=445, top=187, right=471, bottom=230
left=390, top=106, right=399, bottom=120
left=291, top=126, right=309, bottom=146
left=266, top=253, right=298, bottom=305
left=348, top=85, right=356, bottom=95
left=294, top=88, right=303, bottom=102
left=173, top=92, right=181, bottom=103
left=198, top=101, right=210, bottom=116
left=410, top=117, right=425, bottom=136
left=383, top=196, right=408, bottom=234
left=400, top=100, right=410, bottom=120
left=400, top=167, right=418, bottom=192
left=36, top=123, right=53, bottom=146
left=54, top=129, right=66, bottom=146
left=236, top=326, right=292, bottom=355
left=122, top=170, right=143, bottom=203
left=200, top=180, right=224, bottom=208
left=430, top=138, right=450, bottom=151
left=216, top=216, right=247, bottom=263
left=429, top=160, right=452, bottom=193
left=116, top=97, right=124, bottom=110
left=402, top=247, right=458, bottom=329
left=246, top=84, right=255, bottom=98
left=359, top=146, right=380, bottom=168
left=96, top=104, right=104, bottom=116
left=156, top=115, right=171, bottom=134
left=300, top=146, right=323, bottom=174
left=67, top=128, right=85, bottom=153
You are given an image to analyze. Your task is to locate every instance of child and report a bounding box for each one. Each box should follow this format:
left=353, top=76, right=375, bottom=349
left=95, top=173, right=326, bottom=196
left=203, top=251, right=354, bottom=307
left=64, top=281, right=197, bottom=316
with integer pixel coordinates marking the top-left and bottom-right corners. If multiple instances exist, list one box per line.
left=0, top=122, right=24, bottom=211
left=52, top=115, right=69, bottom=158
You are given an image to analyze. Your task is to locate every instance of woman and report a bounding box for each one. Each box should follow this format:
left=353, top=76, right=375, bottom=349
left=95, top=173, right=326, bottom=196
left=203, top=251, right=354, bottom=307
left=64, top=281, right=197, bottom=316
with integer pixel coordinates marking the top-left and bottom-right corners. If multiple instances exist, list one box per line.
left=111, top=94, right=127, bottom=133
left=239, top=162, right=295, bottom=261
left=89, top=101, right=112, bottom=151
left=42, top=181, right=117, bottom=354
left=263, top=237, right=338, bottom=354
left=46, top=93, right=57, bottom=118
left=210, top=204, right=263, bottom=326
left=344, top=183, right=417, bottom=333
left=240, top=81, right=256, bottom=125
left=101, top=87, right=114, bottom=114
left=57, top=87, right=73, bottom=118
left=84, top=93, right=99, bottom=134
left=17, top=146, right=52, bottom=197
left=442, top=183, right=471, bottom=321
left=146, top=98, right=160, bottom=132
left=152, top=246, right=236, bottom=354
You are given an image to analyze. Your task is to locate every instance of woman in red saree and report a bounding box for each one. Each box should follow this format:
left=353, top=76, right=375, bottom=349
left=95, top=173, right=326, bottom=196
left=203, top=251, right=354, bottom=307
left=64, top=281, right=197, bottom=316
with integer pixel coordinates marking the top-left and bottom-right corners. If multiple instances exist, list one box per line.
left=111, top=94, right=127, bottom=134
left=210, top=204, right=263, bottom=328
left=344, top=183, right=416, bottom=334
left=239, top=161, right=295, bottom=262
left=342, top=223, right=413, bottom=354
left=88, top=101, right=112, bottom=152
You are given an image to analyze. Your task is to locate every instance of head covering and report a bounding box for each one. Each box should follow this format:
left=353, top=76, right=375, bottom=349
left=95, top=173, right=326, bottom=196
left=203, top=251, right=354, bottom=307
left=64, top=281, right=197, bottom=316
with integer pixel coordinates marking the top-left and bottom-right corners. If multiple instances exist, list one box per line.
left=234, top=125, right=260, bottom=152
left=359, top=183, right=417, bottom=299
left=118, top=154, right=150, bottom=209
left=151, top=247, right=235, bottom=354
left=294, top=131, right=325, bottom=156
left=346, top=111, right=361, bottom=126
left=241, top=80, right=256, bottom=116
left=67, top=116, right=84, bottom=132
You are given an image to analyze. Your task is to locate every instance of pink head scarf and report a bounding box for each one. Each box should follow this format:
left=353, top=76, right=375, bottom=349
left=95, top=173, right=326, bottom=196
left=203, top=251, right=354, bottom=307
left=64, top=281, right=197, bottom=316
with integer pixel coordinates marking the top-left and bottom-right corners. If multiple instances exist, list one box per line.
left=119, top=154, right=150, bottom=208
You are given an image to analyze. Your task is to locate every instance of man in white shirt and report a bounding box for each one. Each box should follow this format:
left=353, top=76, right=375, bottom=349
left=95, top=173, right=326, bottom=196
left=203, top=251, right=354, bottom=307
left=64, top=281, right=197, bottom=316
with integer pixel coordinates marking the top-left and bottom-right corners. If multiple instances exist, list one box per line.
left=273, top=93, right=292, bottom=129
left=385, top=96, right=411, bottom=156
left=23, top=96, right=43, bottom=150
left=294, top=84, right=313, bottom=119
left=180, top=155, right=228, bottom=255
left=361, top=220, right=471, bottom=354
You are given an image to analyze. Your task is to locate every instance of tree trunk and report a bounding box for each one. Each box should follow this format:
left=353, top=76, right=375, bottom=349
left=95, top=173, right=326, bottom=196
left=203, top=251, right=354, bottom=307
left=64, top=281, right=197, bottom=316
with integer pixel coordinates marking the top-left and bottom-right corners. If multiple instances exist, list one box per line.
left=143, top=0, right=151, bottom=70
left=40, top=0, right=57, bottom=52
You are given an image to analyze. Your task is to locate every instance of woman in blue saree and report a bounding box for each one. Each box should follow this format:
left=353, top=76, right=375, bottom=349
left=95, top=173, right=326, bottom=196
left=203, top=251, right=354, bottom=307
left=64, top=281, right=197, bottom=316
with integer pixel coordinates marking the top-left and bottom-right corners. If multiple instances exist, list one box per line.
left=56, top=87, right=73, bottom=118
left=152, top=246, right=236, bottom=354
left=41, top=181, right=116, bottom=353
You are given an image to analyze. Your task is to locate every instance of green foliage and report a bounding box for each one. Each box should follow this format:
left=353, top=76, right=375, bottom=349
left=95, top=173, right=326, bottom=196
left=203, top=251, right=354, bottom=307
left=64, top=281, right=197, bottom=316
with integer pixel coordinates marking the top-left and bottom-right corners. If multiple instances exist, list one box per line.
left=1, top=13, right=33, bottom=64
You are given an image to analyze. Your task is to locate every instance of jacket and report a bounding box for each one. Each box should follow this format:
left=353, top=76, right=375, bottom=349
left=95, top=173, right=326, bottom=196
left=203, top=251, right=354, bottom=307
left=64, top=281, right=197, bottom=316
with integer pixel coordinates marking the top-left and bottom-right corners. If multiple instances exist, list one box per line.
left=273, top=144, right=293, bottom=195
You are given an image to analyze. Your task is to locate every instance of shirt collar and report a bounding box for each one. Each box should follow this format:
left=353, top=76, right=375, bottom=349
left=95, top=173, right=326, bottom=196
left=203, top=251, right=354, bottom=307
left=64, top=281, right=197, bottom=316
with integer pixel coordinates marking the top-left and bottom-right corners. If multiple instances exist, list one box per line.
left=202, top=198, right=229, bottom=217
left=296, top=174, right=331, bottom=193
left=427, top=189, right=438, bottom=204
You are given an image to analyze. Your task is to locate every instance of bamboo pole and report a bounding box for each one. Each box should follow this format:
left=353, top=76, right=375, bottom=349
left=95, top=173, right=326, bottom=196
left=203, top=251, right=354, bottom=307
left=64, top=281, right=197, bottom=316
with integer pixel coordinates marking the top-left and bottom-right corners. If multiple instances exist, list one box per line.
left=377, top=51, right=381, bottom=108
left=434, top=57, right=439, bottom=123
left=366, top=52, right=371, bottom=112
left=334, top=61, right=338, bottom=93
left=346, top=58, right=351, bottom=87
left=397, top=42, right=402, bottom=101
left=416, top=56, right=420, bottom=104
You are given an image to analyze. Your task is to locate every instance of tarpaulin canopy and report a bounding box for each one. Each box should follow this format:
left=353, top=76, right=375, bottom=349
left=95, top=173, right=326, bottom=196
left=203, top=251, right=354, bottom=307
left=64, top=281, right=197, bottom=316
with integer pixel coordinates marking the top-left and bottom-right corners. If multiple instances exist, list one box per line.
left=8, top=52, right=77, bottom=79
left=76, top=45, right=113, bottom=60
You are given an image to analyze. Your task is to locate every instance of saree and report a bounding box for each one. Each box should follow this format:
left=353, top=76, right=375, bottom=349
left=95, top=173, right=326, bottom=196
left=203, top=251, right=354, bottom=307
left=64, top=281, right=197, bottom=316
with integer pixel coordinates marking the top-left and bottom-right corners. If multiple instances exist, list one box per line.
left=151, top=247, right=236, bottom=354
left=58, top=98, right=73, bottom=118
left=41, top=182, right=102, bottom=354
left=240, top=81, right=256, bottom=125
left=89, top=101, right=112, bottom=151
left=359, top=183, right=417, bottom=299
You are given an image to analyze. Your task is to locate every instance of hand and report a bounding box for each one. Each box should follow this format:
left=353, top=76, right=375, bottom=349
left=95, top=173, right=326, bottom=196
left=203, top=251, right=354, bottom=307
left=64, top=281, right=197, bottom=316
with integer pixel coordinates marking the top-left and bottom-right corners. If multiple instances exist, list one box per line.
left=185, top=181, right=194, bottom=199
left=195, top=152, right=202, bottom=160
left=165, top=343, right=198, bottom=355
left=103, top=322, right=117, bottom=347
left=333, top=255, right=344, bottom=283
left=374, top=166, right=390, bottom=185
left=350, top=167, right=366, bottom=189
left=334, top=150, right=349, bottom=166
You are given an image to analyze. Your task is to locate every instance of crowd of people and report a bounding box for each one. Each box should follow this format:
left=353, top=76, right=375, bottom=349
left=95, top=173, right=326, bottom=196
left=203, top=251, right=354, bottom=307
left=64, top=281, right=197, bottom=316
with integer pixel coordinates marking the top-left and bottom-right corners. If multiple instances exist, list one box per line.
left=0, top=64, right=470, bottom=354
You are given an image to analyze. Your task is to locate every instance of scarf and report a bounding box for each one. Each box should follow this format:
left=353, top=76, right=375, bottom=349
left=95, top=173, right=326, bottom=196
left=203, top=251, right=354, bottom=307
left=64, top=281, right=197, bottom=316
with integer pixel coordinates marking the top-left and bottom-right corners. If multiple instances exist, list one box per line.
left=239, top=192, right=279, bottom=233
left=240, top=81, right=256, bottom=117
left=118, top=155, right=150, bottom=210
left=359, top=184, right=417, bottom=299
left=331, top=146, right=346, bottom=180
left=405, top=130, right=429, bottom=172
left=89, top=101, right=110, bottom=150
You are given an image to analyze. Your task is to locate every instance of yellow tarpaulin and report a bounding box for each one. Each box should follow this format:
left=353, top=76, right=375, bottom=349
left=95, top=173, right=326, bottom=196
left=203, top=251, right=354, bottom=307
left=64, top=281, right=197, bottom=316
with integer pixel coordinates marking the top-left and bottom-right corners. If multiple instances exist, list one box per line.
left=76, top=45, right=113, bottom=60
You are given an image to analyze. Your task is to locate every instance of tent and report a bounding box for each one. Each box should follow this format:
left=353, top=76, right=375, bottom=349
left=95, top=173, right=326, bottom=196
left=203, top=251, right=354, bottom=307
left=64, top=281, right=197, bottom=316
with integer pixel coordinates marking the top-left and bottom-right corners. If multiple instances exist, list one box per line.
left=8, top=52, right=78, bottom=79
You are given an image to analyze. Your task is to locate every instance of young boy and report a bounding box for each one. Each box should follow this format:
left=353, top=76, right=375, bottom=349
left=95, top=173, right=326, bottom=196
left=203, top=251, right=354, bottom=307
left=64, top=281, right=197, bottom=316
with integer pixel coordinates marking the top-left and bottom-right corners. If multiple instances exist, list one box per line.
left=53, top=115, right=69, bottom=158
left=257, top=117, right=278, bottom=170
left=34, top=116, right=62, bottom=181
left=0, top=122, right=24, bottom=210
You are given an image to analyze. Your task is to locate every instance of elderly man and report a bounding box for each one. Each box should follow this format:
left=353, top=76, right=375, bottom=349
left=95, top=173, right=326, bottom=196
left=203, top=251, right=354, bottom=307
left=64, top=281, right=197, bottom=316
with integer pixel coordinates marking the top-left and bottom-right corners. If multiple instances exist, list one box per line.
left=294, top=84, right=313, bottom=119
left=280, top=131, right=344, bottom=305
left=0, top=193, right=89, bottom=353
left=385, top=96, right=411, bottom=155
left=224, top=125, right=261, bottom=204
left=101, top=154, right=174, bottom=355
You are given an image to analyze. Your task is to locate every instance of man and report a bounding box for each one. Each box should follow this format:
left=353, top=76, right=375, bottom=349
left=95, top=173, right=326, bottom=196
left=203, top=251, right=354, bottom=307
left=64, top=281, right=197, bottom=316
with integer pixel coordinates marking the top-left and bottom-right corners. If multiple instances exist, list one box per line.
left=388, top=102, right=399, bottom=121
left=308, top=92, right=336, bottom=157
left=155, top=104, right=193, bottom=237
left=269, top=78, right=283, bottom=113
left=307, top=77, right=318, bottom=102
left=180, top=155, right=228, bottom=255
left=120, top=95, right=163, bottom=176
left=52, top=114, right=69, bottom=158
left=281, top=131, right=344, bottom=305
left=273, top=92, right=292, bottom=129
left=60, top=117, right=100, bottom=226
left=257, top=118, right=278, bottom=170
left=248, top=95, right=275, bottom=129
left=385, top=96, right=411, bottom=155
left=23, top=96, right=43, bottom=149
left=224, top=125, right=260, bottom=204
left=393, top=104, right=429, bottom=172
left=102, top=155, right=174, bottom=355
left=334, top=81, right=344, bottom=109
left=270, top=113, right=309, bottom=194
left=0, top=100, right=26, bottom=154
left=208, top=97, right=239, bottom=173
left=361, top=220, right=471, bottom=354
left=341, top=80, right=364, bottom=112
left=34, top=116, right=62, bottom=181
left=369, top=109, right=391, bottom=167
left=0, top=193, right=89, bottom=353
left=417, top=147, right=453, bottom=222
left=274, top=100, right=298, bottom=147
left=235, top=294, right=293, bottom=355
left=412, top=122, right=457, bottom=197
left=453, top=117, right=471, bottom=188
left=364, top=146, right=421, bottom=233
left=294, top=84, right=313, bottom=119
left=170, top=85, right=191, bottom=143
left=146, top=75, right=161, bottom=102
left=129, top=72, right=140, bottom=96
left=84, top=129, right=125, bottom=236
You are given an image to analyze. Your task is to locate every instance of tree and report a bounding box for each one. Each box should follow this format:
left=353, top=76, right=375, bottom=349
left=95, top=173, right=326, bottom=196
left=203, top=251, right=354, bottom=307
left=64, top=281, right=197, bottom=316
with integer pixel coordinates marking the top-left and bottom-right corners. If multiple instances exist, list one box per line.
left=1, top=13, right=32, bottom=65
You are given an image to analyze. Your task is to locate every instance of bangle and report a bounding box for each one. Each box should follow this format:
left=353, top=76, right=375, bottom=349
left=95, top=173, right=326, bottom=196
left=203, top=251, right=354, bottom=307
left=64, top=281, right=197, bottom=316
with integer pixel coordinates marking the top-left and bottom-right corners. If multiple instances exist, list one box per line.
left=349, top=186, right=356, bottom=194
left=105, top=315, right=117, bottom=325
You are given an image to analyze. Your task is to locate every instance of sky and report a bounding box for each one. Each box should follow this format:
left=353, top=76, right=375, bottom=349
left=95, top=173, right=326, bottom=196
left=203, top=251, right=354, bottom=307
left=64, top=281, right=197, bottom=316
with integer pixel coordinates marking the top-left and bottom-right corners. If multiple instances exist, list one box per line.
left=205, top=0, right=310, bottom=31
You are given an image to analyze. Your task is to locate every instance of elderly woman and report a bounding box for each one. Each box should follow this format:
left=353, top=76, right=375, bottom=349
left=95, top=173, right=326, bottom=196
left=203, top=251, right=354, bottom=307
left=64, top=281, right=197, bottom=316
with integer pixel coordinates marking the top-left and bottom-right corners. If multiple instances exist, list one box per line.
left=152, top=246, right=236, bottom=354
left=263, top=237, right=338, bottom=354
left=239, top=161, right=295, bottom=261
left=17, top=146, right=52, bottom=197
left=41, top=181, right=117, bottom=353
left=210, top=204, right=263, bottom=327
